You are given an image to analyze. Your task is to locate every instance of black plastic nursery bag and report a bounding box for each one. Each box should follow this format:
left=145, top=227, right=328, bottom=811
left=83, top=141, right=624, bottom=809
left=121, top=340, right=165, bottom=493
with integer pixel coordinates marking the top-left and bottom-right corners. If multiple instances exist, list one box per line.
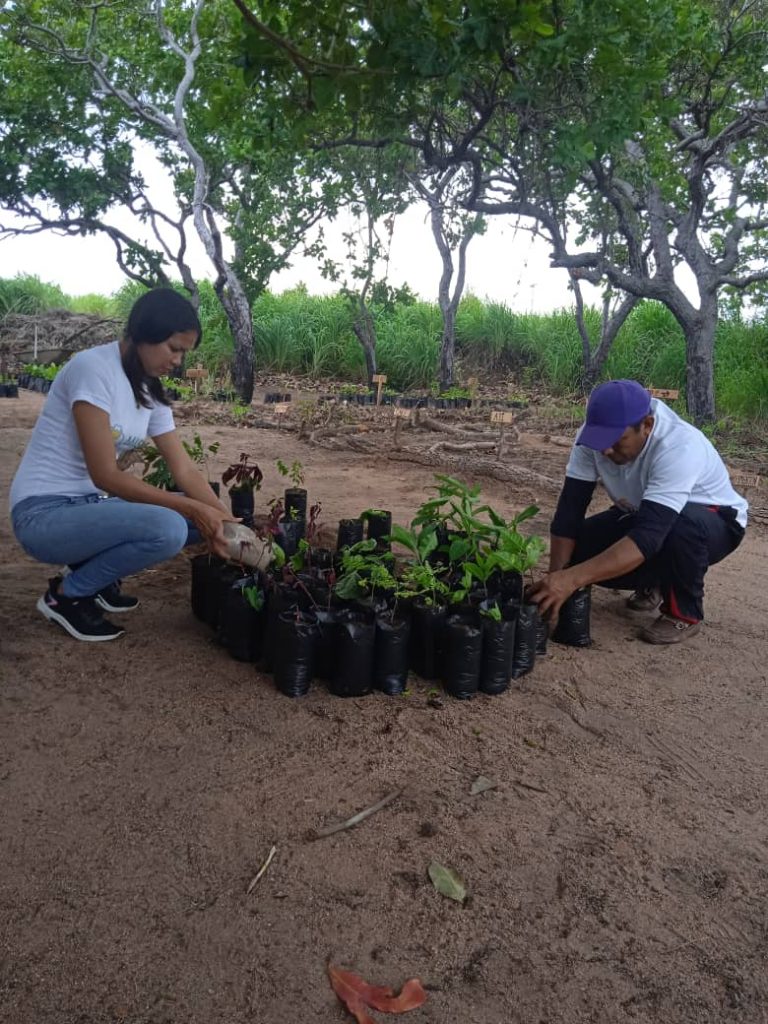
left=374, top=614, right=411, bottom=695
left=552, top=587, right=593, bottom=647
left=444, top=615, right=482, bottom=700
left=274, top=610, right=318, bottom=697
left=511, top=602, right=539, bottom=679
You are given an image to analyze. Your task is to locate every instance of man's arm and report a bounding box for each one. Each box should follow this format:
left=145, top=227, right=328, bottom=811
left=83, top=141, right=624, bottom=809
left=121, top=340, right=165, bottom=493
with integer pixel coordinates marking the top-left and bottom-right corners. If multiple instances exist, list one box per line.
left=549, top=477, right=596, bottom=571
left=531, top=499, right=680, bottom=621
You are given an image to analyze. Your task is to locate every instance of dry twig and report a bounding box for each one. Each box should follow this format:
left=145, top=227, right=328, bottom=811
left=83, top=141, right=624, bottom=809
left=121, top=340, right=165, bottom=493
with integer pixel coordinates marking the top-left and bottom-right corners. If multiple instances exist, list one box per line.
left=246, top=844, right=277, bottom=894
left=310, top=789, right=403, bottom=840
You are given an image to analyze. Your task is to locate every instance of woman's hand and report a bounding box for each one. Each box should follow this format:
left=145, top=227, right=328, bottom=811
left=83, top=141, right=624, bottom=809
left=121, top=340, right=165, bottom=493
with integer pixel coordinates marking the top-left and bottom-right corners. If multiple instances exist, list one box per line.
left=527, top=569, right=578, bottom=623
left=188, top=502, right=239, bottom=560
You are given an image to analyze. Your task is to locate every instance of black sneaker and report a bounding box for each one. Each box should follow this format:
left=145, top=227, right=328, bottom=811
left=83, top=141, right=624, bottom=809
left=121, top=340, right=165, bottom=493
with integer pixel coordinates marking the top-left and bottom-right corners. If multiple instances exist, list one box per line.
left=36, top=578, right=125, bottom=642
left=95, top=580, right=140, bottom=613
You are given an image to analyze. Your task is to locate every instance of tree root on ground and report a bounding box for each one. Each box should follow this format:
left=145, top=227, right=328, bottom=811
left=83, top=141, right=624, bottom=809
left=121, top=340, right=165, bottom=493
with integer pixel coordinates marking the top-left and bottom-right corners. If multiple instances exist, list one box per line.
left=427, top=440, right=498, bottom=455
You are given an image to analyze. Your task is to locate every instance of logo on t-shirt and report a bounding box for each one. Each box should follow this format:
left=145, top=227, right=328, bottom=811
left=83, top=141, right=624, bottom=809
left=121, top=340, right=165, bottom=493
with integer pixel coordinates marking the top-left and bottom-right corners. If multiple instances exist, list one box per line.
left=111, top=423, right=146, bottom=454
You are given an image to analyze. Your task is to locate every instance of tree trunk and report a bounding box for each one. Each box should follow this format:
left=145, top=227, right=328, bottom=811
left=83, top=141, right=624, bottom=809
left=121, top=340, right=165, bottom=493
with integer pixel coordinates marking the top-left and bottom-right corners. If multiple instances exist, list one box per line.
left=439, top=306, right=456, bottom=391
left=352, top=306, right=377, bottom=384
left=215, top=279, right=255, bottom=403
left=683, top=305, right=717, bottom=425
left=572, top=275, right=640, bottom=391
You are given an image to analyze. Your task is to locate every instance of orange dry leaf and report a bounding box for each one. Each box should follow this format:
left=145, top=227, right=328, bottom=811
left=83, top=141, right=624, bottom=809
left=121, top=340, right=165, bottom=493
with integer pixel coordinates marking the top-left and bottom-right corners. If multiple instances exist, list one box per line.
left=328, top=965, right=427, bottom=1023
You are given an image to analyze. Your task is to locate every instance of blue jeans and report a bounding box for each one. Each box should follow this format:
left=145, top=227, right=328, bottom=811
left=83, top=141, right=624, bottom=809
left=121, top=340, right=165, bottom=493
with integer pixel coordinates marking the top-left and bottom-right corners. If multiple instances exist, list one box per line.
left=11, top=493, right=199, bottom=599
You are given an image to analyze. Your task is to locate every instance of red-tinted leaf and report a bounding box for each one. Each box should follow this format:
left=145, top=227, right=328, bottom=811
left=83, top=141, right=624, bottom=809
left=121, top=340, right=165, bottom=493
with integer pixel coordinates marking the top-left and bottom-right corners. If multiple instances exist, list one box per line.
left=367, top=978, right=427, bottom=1013
left=328, top=965, right=427, bottom=1020
left=328, top=967, right=381, bottom=1024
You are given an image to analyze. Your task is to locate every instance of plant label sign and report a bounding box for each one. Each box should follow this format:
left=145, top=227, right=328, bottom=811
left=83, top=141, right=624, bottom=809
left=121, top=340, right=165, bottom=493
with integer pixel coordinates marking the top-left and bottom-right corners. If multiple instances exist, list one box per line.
left=490, top=410, right=516, bottom=424
left=372, top=373, right=388, bottom=406
left=650, top=388, right=680, bottom=400
left=272, top=402, right=291, bottom=416
left=185, top=367, right=208, bottom=380
left=393, top=407, right=411, bottom=419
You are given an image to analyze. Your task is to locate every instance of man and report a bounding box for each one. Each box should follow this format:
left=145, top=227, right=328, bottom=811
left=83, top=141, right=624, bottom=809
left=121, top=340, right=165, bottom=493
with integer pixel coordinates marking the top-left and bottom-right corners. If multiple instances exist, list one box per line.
left=529, top=380, right=747, bottom=645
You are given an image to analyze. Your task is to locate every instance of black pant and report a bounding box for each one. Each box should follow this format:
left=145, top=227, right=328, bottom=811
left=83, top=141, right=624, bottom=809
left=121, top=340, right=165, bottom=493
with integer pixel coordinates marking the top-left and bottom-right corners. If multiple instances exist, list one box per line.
left=571, top=503, right=744, bottom=621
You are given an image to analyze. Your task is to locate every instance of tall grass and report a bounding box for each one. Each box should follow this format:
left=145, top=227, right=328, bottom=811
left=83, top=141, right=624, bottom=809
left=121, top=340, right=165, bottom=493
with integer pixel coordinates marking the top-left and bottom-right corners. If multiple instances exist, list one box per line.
left=2, top=274, right=766, bottom=419
left=0, top=274, right=71, bottom=315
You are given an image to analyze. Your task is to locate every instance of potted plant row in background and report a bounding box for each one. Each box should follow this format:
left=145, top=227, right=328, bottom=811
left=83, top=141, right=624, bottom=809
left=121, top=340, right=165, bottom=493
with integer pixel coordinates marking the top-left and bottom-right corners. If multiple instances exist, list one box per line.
left=190, top=472, right=592, bottom=701
left=0, top=373, right=19, bottom=398
left=15, top=362, right=60, bottom=393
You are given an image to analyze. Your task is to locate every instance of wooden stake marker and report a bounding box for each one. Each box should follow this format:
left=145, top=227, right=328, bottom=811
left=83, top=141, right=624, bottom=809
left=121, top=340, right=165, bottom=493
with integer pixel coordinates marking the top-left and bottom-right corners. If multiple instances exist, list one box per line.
left=184, top=365, right=208, bottom=394
left=490, top=410, right=516, bottom=459
left=372, top=373, right=388, bottom=406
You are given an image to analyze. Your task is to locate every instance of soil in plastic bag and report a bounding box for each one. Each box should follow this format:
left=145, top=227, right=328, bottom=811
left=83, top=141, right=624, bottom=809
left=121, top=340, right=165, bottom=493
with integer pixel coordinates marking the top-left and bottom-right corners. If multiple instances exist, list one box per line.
left=284, top=487, right=308, bottom=521
left=218, top=575, right=265, bottom=662
left=229, top=487, right=255, bottom=528
left=314, top=606, right=346, bottom=680
left=277, top=517, right=304, bottom=556
left=374, top=614, right=411, bottom=695
left=262, top=582, right=301, bottom=671
left=191, top=553, right=222, bottom=624
left=337, top=517, right=364, bottom=551
left=409, top=601, right=447, bottom=680
left=310, top=547, right=334, bottom=571
left=552, top=587, right=593, bottom=647
left=443, top=614, right=482, bottom=699
left=479, top=614, right=516, bottom=695
left=535, top=614, right=549, bottom=655
left=328, top=617, right=375, bottom=697
left=274, top=610, right=318, bottom=697
left=511, top=602, right=539, bottom=679
left=499, top=570, right=524, bottom=605
left=365, top=509, right=392, bottom=551
left=206, top=562, right=243, bottom=633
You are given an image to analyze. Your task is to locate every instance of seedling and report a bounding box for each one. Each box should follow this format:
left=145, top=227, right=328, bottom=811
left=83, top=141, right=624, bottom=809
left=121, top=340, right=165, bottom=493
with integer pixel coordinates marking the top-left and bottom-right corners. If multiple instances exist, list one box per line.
left=276, top=459, right=305, bottom=488
left=222, top=453, right=263, bottom=492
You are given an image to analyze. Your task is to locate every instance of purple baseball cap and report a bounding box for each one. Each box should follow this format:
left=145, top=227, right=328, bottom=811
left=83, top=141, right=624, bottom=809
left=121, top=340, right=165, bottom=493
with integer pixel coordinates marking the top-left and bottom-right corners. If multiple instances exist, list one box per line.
left=577, top=380, right=652, bottom=451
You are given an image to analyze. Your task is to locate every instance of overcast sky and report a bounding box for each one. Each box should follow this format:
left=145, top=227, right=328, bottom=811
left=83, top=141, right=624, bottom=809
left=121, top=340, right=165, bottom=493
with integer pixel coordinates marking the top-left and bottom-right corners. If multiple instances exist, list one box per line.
left=0, top=144, right=598, bottom=310
left=0, top=205, right=594, bottom=313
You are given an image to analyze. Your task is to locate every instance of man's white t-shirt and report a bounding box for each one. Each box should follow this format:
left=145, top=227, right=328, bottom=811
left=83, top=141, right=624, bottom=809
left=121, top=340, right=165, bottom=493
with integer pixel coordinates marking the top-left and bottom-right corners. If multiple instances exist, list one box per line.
left=565, top=398, right=748, bottom=528
left=10, top=341, right=175, bottom=510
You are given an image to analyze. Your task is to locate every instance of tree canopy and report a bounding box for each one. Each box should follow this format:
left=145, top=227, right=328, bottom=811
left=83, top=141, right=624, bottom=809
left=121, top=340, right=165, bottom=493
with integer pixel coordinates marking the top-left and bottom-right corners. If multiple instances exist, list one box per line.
left=1, top=0, right=766, bottom=418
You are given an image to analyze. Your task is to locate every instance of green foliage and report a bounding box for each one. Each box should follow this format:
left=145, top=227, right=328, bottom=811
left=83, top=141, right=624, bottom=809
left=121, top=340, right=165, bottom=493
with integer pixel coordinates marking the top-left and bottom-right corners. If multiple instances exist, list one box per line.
left=333, top=538, right=400, bottom=603
left=140, top=432, right=219, bottom=490
left=0, top=275, right=70, bottom=316
left=276, top=459, right=305, bottom=488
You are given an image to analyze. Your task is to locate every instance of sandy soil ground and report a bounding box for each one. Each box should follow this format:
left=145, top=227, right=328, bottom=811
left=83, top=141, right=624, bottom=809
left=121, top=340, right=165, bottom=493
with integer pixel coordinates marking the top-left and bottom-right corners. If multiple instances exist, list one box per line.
left=1, top=389, right=767, bottom=1024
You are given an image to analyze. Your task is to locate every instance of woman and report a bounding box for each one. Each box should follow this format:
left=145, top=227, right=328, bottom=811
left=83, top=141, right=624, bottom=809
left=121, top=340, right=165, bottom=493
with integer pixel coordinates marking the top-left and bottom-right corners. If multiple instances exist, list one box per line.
left=9, top=288, right=237, bottom=642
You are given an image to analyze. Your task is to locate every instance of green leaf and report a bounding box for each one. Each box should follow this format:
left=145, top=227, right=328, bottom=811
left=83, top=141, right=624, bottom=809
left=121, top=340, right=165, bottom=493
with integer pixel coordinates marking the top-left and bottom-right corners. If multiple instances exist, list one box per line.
left=389, top=524, right=415, bottom=548
left=448, top=537, right=472, bottom=562
left=514, top=505, right=539, bottom=526
left=428, top=861, right=466, bottom=903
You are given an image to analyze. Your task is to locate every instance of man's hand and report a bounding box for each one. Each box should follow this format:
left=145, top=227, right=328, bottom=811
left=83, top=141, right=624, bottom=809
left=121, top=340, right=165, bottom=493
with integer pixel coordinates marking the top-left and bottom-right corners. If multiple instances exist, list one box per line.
left=527, top=569, right=578, bottom=623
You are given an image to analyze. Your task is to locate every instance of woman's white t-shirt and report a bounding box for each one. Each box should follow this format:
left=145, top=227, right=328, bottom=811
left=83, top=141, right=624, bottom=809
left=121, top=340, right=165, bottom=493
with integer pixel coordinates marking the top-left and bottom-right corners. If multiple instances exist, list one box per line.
left=565, top=398, right=748, bottom=528
left=10, top=341, right=175, bottom=510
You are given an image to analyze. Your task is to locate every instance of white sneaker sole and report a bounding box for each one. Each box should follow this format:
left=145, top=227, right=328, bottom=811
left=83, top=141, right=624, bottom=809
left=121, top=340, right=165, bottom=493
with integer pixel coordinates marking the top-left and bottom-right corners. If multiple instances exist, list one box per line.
left=36, top=596, right=125, bottom=642
left=94, top=595, right=140, bottom=614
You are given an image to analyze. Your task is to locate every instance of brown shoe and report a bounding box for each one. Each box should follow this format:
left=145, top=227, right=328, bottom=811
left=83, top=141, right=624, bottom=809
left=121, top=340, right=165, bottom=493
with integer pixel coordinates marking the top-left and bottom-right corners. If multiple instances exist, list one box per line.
left=640, top=614, right=701, bottom=645
left=626, top=586, right=663, bottom=611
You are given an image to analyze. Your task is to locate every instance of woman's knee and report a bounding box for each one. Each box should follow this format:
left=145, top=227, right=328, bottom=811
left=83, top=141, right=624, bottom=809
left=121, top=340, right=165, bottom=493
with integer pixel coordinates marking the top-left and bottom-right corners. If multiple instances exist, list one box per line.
left=144, top=507, right=189, bottom=558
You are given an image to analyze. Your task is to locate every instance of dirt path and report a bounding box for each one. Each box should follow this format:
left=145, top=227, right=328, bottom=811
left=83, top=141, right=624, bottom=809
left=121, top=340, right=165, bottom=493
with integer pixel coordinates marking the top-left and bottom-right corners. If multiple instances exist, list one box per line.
left=1, top=391, right=767, bottom=1024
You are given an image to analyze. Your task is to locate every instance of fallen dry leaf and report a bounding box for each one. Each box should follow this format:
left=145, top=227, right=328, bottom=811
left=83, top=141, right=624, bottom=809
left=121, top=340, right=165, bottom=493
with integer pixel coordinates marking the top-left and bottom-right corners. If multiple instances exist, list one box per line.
left=328, top=965, right=427, bottom=1023
left=428, top=861, right=467, bottom=903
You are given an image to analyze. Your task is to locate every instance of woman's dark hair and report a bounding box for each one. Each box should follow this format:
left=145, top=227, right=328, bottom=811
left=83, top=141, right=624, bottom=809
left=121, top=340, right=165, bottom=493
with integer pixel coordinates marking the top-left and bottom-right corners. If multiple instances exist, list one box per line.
left=122, top=288, right=202, bottom=408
